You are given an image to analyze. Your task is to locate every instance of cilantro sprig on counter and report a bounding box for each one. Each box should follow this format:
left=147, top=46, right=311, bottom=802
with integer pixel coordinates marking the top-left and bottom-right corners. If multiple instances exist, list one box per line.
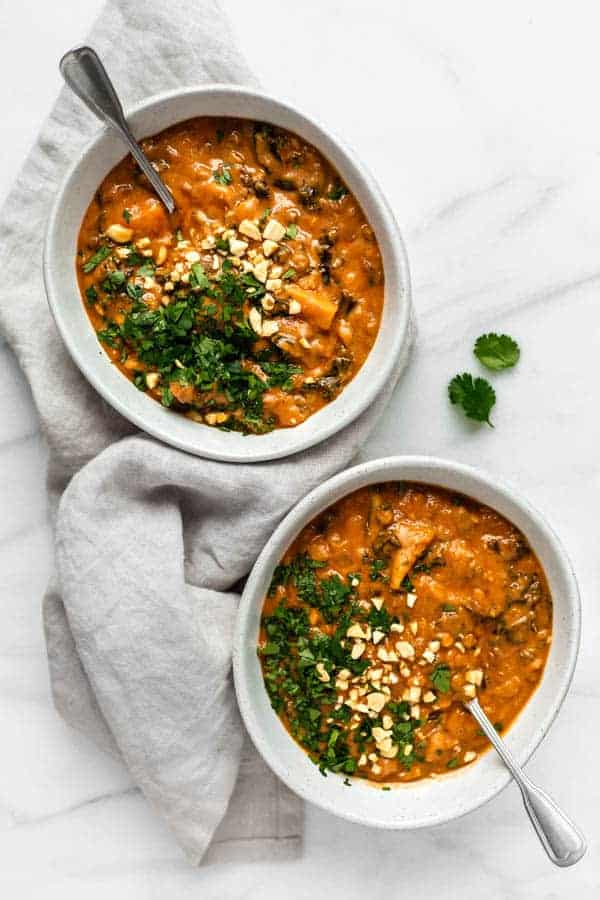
left=447, top=332, right=519, bottom=427
left=448, top=373, right=496, bottom=426
left=474, top=333, right=520, bottom=370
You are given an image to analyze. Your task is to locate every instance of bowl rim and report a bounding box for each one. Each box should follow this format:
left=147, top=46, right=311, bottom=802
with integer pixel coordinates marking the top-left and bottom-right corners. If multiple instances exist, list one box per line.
left=233, top=454, right=581, bottom=829
left=43, top=83, right=412, bottom=462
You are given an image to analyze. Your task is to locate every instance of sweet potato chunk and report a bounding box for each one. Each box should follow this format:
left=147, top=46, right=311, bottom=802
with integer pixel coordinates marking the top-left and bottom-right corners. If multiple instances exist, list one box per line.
left=388, top=521, right=435, bottom=590
left=169, top=382, right=195, bottom=405
left=285, top=284, right=337, bottom=331
left=127, top=198, right=170, bottom=237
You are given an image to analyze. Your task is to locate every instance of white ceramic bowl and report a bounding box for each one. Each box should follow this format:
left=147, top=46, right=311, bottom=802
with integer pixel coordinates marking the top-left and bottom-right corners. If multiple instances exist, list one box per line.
left=43, top=85, right=411, bottom=462
left=234, top=456, right=581, bottom=829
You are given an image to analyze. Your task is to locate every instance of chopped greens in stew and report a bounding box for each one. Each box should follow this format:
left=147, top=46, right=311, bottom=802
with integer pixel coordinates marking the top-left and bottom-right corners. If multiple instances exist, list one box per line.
left=76, top=118, right=384, bottom=434
left=258, top=483, right=552, bottom=785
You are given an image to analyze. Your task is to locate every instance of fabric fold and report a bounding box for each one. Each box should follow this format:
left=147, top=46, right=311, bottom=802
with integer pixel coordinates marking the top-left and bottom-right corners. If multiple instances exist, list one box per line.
left=0, top=0, right=412, bottom=864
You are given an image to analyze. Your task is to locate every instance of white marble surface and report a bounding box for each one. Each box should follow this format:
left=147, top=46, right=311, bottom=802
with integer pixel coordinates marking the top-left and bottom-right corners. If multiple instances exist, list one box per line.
left=1, top=0, right=599, bottom=895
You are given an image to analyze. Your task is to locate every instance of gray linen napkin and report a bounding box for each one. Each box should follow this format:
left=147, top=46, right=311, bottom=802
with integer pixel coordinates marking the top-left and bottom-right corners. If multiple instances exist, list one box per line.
left=0, top=0, right=412, bottom=865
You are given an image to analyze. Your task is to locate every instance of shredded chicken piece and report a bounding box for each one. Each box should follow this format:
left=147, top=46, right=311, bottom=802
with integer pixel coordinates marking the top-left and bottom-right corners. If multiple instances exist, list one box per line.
left=387, top=521, right=435, bottom=589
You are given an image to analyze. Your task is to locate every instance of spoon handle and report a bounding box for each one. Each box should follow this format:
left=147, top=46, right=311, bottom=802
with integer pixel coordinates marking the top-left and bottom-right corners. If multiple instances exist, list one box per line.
left=467, top=698, right=586, bottom=867
left=59, top=45, right=175, bottom=214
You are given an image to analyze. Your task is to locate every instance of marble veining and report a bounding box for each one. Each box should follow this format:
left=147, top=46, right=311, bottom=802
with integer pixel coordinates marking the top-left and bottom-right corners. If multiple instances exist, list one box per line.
left=0, top=0, right=599, bottom=896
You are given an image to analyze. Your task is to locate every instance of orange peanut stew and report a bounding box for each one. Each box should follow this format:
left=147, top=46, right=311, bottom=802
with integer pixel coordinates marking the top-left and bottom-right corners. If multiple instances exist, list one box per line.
left=76, top=117, right=383, bottom=433
left=258, top=483, right=552, bottom=784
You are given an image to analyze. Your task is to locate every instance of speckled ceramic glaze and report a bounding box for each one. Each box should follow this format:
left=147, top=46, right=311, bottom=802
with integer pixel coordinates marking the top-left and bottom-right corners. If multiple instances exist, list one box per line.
left=43, top=85, right=411, bottom=462
left=233, top=456, right=581, bottom=829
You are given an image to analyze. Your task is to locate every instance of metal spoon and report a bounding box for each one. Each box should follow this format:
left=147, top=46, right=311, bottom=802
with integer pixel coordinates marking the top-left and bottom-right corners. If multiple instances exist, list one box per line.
left=467, top=697, right=586, bottom=866
left=59, top=45, right=175, bottom=214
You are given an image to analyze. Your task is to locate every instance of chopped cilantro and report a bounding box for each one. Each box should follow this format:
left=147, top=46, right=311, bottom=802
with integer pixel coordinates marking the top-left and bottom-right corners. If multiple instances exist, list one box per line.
left=369, top=558, right=388, bottom=582
left=83, top=245, right=111, bottom=273
left=123, top=246, right=145, bottom=266
left=446, top=757, right=459, bottom=769
left=97, top=323, right=121, bottom=348
left=367, top=604, right=394, bottom=632
left=123, top=208, right=131, bottom=223
left=101, top=270, right=126, bottom=293
left=270, top=554, right=325, bottom=595
left=282, top=268, right=296, bottom=280
left=258, top=596, right=366, bottom=774
left=387, top=700, right=420, bottom=768
left=270, top=554, right=356, bottom=622
left=285, top=223, right=298, bottom=239
left=137, top=260, right=155, bottom=278
left=126, top=282, right=143, bottom=301
left=431, top=664, right=452, bottom=693
left=214, top=165, right=232, bottom=185
left=190, top=262, right=210, bottom=292
left=102, top=259, right=297, bottom=433
left=261, top=361, right=301, bottom=390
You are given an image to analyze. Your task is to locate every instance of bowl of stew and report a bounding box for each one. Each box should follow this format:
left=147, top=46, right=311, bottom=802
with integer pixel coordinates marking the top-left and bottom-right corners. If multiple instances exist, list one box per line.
left=233, top=456, right=580, bottom=828
left=43, top=85, right=411, bottom=461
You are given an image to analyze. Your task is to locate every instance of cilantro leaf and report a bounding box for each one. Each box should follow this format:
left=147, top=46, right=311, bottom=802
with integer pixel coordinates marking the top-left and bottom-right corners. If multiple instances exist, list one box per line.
left=448, top=373, right=495, bottom=426
left=369, top=557, right=388, bottom=582
left=285, top=223, right=298, bottom=239
left=101, top=270, right=126, bottom=293
left=137, top=260, right=155, bottom=278
left=190, top=262, right=210, bottom=292
left=97, top=323, right=121, bottom=348
left=82, top=245, right=111, bottom=273
left=431, top=664, right=451, bottom=693
left=213, top=165, right=232, bottom=185
left=161, top=386, right=174, bottom=407
left=126, top=282, right=143, bottom=301
left=474, top=333, right=520, bottom=370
